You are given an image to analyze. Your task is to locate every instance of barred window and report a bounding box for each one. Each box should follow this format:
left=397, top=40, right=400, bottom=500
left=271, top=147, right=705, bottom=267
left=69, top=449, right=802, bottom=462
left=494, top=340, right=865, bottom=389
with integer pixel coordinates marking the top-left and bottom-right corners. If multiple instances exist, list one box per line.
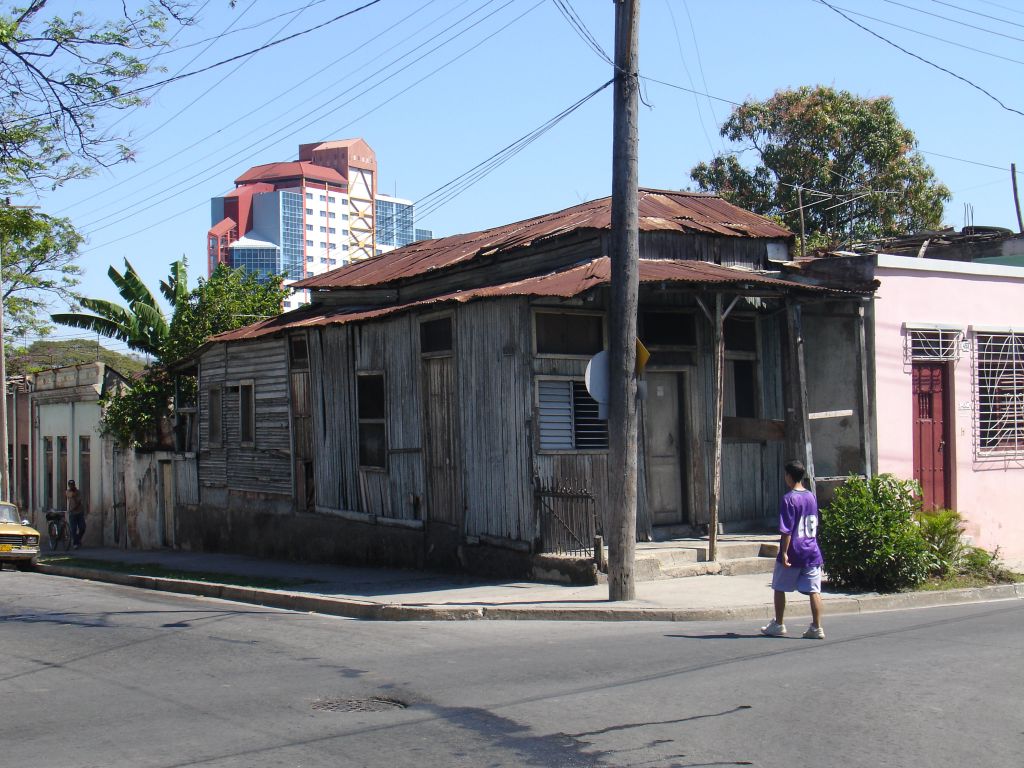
left=974, top=331, right=1024, bottom=457
left=906, top=326, right=962, bottom=363
left=536, top=379, right=608, bottom=451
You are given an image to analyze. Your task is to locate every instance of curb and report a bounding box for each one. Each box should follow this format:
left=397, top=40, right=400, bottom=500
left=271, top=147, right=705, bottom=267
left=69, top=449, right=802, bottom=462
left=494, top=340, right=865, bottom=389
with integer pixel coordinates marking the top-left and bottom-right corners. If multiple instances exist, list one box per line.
left=34, top=564, right=1024, bottom=623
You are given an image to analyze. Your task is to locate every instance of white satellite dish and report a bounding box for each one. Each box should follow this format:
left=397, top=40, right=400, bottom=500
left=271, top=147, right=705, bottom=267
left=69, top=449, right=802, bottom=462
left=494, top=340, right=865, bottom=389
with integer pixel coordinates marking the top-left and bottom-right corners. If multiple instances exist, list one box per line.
left=585, top=350, right=609, bottom=420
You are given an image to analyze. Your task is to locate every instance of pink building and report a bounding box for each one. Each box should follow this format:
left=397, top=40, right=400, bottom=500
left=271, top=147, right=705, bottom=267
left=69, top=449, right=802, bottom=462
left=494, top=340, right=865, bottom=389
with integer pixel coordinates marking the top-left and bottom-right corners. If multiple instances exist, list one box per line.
left=872, top=254, right=1024, bottom=558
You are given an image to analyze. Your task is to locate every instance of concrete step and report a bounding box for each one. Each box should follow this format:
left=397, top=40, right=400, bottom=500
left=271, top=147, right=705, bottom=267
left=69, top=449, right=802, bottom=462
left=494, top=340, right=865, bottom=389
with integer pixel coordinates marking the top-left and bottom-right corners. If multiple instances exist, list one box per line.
left=634, top=547, right=778, bottom=582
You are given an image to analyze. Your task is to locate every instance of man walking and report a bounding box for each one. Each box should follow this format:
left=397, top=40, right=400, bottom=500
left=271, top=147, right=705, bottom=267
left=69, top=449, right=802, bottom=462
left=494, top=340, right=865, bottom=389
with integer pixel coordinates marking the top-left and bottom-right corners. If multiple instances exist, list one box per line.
left=761, top=460, right=825, bottom=639
left=66, top=480, right=85, bottom=549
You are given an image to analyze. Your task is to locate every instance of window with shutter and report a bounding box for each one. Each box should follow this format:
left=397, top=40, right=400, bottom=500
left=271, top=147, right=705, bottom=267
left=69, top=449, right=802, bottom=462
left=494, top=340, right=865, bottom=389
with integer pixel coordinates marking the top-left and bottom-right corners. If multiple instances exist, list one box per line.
left=536, top=378, right=609, bottom=451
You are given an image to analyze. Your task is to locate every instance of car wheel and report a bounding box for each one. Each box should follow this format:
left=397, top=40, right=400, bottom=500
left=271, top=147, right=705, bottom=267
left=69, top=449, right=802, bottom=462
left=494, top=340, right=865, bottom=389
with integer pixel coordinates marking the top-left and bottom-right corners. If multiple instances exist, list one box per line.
left=16, top=559, right=37, bottom=572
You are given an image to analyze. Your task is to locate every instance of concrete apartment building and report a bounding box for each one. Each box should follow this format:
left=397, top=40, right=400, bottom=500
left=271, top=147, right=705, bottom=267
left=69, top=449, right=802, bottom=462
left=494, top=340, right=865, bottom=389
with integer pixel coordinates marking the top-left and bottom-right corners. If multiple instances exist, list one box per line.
left=208, top=139, right=429, bottom=308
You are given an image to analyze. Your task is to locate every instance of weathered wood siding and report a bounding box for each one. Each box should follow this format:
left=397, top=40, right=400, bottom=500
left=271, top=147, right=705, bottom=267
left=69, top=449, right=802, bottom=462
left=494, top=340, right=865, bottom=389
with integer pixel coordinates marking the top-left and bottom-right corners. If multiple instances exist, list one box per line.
left=458, top=299, right=534, bottom=541
left=634, top=232, right=779, bottom=270
left=198, top=339, right=292, bottom=498
left=309, top=315, right=425, bottom=521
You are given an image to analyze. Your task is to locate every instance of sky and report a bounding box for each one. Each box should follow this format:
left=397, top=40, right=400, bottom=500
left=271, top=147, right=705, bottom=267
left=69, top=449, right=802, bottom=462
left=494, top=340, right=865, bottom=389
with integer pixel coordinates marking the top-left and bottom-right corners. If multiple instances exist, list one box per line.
left=21, top=0, right=1024, bottom=353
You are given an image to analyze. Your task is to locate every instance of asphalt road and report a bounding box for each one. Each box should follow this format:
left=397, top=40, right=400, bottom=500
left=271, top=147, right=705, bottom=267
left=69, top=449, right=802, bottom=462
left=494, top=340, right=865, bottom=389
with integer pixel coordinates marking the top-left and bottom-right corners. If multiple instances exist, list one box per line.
left=3, top=571, right=1023, bottom=768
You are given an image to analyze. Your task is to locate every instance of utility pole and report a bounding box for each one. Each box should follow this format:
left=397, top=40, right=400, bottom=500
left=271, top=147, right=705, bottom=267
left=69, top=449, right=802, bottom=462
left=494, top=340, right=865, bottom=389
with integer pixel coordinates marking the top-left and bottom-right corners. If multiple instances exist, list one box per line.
left=1, top=200, right=9, bottom=502
left=607, top=0, right=640, bottom=602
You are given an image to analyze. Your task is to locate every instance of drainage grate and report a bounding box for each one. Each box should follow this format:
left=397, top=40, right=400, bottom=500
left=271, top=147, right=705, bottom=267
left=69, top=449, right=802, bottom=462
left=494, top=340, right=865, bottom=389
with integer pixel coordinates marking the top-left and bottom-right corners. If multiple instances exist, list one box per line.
left=311, top=696, right=408, bottom=713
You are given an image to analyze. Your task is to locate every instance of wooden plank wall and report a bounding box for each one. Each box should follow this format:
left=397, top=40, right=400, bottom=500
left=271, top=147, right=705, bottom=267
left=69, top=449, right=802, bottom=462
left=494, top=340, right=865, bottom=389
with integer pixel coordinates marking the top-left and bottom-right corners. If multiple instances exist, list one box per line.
left=198, top=339, right=292, bottom=497
left=458, top=299, right=534, bottom=541
left=635, top=232, right=779, bottom=269
left=198, top=344, right=227, bottom=490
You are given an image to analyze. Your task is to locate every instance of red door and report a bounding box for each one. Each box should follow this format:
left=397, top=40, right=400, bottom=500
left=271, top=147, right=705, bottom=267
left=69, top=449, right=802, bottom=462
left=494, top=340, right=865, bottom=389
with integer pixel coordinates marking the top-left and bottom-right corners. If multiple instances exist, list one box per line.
left=912, top=363, right=951, bottom=510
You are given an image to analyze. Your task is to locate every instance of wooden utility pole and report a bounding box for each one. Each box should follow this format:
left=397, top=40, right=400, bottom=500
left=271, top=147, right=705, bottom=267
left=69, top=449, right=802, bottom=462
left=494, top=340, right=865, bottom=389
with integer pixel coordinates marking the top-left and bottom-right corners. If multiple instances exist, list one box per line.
left=1012, top=163, right=1023, bottom=234
left=607, top=0, right=640, bottom=602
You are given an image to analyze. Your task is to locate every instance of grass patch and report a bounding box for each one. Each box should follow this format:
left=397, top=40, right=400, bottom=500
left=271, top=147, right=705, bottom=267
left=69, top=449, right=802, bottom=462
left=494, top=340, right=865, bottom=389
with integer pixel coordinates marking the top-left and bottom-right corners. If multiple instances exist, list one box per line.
left=920, top=570, right=1024, bottom=591
left=40, top=555, right=318, bottom=590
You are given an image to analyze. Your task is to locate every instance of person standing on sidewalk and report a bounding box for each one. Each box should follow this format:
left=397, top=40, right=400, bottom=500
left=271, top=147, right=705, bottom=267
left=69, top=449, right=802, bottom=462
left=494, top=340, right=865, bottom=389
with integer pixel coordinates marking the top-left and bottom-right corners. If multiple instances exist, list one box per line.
left=66, top=480, right=85, bottom=549
left=761, top=460, right=825, bottom=639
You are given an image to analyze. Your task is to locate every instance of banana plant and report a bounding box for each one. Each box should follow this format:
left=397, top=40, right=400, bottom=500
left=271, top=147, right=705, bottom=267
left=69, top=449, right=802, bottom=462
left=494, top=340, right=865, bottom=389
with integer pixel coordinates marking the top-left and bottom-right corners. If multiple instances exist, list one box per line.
left=52, top=258, right=186, bottom=359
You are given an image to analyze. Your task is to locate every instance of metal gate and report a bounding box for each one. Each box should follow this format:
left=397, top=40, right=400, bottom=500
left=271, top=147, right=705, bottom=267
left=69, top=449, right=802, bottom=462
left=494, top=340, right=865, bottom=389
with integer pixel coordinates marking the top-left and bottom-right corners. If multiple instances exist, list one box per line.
left=535, top=478, right=598, bottom=557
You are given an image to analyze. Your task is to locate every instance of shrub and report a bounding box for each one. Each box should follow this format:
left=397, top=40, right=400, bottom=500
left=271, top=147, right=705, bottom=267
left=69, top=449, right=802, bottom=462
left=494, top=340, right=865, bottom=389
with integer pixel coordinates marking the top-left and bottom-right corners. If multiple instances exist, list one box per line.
left=820, top=474, right=931, bottom=592
left=916, top=508, right=966, bottom=577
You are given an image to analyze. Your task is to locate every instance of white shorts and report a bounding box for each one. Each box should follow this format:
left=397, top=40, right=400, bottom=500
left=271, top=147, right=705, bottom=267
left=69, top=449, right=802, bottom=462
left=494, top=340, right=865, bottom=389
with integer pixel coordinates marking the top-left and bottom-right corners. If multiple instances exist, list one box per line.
left=771, top=561, right=822, bottom=594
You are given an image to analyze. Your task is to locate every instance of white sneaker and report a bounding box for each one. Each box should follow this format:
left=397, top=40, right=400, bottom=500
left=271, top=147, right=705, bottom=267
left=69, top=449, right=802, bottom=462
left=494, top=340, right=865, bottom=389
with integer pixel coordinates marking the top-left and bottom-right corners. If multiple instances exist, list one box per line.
left=802, top=624, right=825, bottom=640
left=760, top=620, right=787, bottom=637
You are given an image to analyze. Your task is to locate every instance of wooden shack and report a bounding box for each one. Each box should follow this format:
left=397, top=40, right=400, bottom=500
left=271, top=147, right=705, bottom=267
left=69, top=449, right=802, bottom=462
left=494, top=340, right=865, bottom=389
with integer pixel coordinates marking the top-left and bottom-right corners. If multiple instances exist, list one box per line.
left=180, top=190, right=870, bottom=579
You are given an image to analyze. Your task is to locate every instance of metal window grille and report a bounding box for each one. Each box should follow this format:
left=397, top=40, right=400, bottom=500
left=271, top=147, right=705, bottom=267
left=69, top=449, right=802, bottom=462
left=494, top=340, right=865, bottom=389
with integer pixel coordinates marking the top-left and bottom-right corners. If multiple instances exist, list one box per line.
left=536, top=379, right=609, bottom=451
left=905, top=328, right=962, bottom=363
left=973, top=331, right=1024, bottom=458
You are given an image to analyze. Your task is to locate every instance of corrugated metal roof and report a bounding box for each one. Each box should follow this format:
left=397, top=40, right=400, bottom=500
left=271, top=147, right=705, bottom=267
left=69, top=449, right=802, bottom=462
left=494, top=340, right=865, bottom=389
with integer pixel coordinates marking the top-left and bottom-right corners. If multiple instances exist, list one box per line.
left=212, top=258, right=833, bottom=345
left=234, top=161, right=347, bottom=186
left=294, top=189, right=793, bottom=291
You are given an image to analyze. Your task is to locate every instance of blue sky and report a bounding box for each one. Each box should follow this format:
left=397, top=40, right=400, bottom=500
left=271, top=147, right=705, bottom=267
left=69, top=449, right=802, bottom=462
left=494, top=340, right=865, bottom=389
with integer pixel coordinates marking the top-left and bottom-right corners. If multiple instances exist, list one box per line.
left=27, top=0, right=1024, bottom=351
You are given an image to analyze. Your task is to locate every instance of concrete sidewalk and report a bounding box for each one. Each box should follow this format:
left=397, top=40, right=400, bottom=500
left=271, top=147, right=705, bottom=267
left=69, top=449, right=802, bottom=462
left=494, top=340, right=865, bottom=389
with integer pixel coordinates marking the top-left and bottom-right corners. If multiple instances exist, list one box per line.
left=33, top=547, right=1024, bottom=623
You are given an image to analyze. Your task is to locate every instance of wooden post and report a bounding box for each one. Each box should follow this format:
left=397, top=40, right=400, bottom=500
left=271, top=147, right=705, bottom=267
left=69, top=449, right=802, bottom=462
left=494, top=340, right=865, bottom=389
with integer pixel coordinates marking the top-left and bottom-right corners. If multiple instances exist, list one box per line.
left=1012, top=163, right=1023, bottom=234
left=607, top=0, right=640, bottom=602
left=708, top=293, right=724, bottom=562
left=784, top=302, right=815, bottom=491
left=0, top=207, right=8, bottom=503
left=856, top=301, right=873, bottom=479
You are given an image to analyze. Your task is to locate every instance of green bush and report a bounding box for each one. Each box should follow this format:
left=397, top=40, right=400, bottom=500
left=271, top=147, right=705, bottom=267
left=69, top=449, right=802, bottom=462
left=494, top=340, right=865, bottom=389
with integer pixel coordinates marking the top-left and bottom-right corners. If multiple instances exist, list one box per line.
left=820, top=474, right=931, bottom=592
left=916, top=508, right=966, bottom=577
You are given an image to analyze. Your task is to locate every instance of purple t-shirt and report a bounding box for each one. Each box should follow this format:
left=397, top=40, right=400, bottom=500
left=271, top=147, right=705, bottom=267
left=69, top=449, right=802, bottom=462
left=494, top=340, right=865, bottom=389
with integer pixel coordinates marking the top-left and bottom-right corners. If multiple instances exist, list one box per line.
left=778, top=489, right=823, bottom=568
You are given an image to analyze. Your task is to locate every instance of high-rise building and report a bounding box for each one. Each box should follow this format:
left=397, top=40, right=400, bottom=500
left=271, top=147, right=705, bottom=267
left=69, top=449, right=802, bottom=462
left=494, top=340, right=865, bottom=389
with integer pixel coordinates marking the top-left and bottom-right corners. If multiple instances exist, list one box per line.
left=207, top=139, right=379, bottom=307
left=374, top=194, right=415, bottom=254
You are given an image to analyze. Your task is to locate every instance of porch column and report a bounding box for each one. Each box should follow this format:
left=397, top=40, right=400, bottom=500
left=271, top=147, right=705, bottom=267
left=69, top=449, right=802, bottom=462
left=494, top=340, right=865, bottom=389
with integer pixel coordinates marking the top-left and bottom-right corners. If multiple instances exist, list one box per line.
left=782, top=300, right=815, bottom=490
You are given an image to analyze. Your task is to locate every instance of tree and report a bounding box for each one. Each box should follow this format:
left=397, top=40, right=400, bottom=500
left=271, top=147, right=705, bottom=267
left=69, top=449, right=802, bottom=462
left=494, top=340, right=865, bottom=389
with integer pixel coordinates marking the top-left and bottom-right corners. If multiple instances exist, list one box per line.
left=164, top=264, right=287, bottom=363
left=52, top=258, right=185, bottom=357
left=97, top=263, right=286, bottom=447
left=1, top=1, right=196, bottom=193
left=0, top=204, right=81, bottom=340
left=5, top=338, right=145, bottom=377
left=690, top=86, right=951, bottom=245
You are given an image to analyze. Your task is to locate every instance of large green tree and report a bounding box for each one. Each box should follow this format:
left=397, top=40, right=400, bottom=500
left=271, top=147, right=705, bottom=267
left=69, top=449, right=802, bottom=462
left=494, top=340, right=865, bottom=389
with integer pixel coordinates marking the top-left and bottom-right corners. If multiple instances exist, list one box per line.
left=5, top=338, right=145, bottom=377
left=0, top=204, right=81, bottom=340
left=690, top=86, right=950, bottom=245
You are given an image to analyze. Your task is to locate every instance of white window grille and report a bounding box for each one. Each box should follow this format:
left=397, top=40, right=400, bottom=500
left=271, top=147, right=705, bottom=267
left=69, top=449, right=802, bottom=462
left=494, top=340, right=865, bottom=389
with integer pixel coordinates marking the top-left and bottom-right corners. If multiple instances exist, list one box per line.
left=904, top=325, right=963, bottom=363
left=536, top=379, right=608, bottom=451
left=973, top=330, right=1024, bottom=458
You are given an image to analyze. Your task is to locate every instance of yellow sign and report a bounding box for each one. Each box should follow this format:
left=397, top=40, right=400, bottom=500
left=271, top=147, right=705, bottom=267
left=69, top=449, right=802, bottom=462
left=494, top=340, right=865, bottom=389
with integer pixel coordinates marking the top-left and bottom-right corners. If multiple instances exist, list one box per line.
left=635, top=338, right=650, bottom=377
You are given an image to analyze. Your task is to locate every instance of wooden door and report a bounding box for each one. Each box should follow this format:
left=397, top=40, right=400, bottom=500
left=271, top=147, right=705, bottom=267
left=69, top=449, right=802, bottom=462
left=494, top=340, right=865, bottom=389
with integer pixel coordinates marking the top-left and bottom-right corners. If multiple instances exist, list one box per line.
left=645, top=372, right=688, bottom=526
left=422, top=356, right=462, bottom=527
left=912, top=362, right=951, bottom=510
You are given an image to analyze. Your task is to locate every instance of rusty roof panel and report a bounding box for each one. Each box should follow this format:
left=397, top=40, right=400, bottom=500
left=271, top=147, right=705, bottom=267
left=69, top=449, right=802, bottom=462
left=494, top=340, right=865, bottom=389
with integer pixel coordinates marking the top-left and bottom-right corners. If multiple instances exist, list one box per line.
left=213, top=258, right=833, bottom=345
left=294, top=189, right=791, bottom=291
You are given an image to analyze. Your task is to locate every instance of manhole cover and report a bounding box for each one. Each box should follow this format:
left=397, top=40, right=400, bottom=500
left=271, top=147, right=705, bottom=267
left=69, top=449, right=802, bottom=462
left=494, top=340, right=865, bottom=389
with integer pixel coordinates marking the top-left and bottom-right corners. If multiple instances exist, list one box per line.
left=312, top=696, right=408, bottom=713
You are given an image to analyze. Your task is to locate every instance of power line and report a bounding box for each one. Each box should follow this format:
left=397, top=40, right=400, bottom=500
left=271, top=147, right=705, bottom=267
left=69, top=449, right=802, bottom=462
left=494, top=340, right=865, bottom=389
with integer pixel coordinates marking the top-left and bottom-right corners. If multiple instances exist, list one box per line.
left=76, top=0, right=515, bottom=233
left=975, top=0, right=1024, bottom=17
left=924, top=0, right=1024, bottom=29
left=64, top=0, right=445, bottom=219
left=816, top=0, right=1024, bottom=117
left=662, top=0, right=716, bottom=156
left=138, top=0, right=332, bottom=63
left=638, top=76, right=740, bottom=106
left=880, top=0, right=1024, bottom=42
left=415, top=79, right=613, bottom=222
left=80, top=1, right=544, bottom=252
left=115, top=0, right=387, bottom=100
left=132, top=0, right=317, bottom=146
left=552, top=0, right=613, bottom=66
left=681, top=0, right=725, bottom=151
left=830, top=3, right=1024, bottom=66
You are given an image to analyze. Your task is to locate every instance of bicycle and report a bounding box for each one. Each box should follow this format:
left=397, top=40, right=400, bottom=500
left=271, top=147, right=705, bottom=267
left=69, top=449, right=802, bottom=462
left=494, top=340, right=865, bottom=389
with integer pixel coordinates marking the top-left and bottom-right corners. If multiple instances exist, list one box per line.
left=45, top=509, right=72, bottom=552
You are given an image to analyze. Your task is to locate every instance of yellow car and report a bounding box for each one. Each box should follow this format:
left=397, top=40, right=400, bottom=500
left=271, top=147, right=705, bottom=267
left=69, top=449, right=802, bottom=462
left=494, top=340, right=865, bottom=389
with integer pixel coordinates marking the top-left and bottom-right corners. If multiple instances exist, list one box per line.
left=0, top=501, right=40, bottom=571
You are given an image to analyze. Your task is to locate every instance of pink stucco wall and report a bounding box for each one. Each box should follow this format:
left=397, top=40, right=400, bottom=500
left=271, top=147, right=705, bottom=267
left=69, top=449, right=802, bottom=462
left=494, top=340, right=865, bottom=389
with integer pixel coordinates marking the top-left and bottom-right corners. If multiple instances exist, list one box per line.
left=873, top=256, right=1024, bottom=558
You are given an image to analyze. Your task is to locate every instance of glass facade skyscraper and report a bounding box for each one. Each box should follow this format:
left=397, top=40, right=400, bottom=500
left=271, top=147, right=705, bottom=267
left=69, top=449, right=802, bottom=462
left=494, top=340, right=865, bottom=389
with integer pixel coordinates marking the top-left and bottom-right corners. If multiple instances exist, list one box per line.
left=280, top=191, right=304, bottom=280
left=376, top=197, right=415, bottom=249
